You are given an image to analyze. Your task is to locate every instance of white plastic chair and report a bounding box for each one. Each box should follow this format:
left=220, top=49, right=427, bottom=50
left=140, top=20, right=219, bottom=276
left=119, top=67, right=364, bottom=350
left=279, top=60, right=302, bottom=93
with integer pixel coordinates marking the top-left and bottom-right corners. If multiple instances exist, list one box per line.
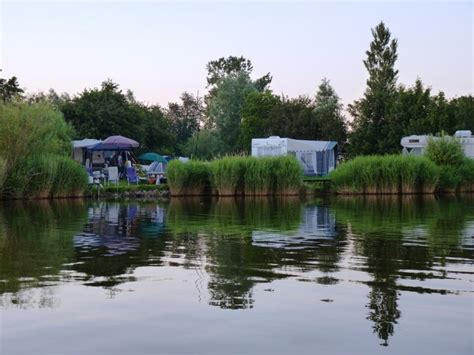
left=108, top=166, right=119, bottom=185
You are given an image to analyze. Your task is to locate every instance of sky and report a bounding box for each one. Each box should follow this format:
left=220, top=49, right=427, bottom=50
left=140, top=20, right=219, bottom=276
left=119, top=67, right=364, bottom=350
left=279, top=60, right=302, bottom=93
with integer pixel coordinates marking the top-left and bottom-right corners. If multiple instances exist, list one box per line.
left=1, top=0, right=472, bottom=107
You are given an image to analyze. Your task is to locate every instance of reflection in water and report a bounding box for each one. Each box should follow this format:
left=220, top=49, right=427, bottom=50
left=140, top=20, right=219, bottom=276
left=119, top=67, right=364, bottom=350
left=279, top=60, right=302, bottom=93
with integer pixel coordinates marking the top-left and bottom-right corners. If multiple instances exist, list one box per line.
left=0, top=196, right=473, bottom=350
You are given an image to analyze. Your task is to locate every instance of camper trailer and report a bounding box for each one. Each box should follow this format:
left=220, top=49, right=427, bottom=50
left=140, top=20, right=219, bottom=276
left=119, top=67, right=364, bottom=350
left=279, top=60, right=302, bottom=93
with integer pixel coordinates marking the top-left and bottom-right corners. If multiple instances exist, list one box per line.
left=401, top=130, right=474, bottom=158
left=251, top=136, right=338, bottom=176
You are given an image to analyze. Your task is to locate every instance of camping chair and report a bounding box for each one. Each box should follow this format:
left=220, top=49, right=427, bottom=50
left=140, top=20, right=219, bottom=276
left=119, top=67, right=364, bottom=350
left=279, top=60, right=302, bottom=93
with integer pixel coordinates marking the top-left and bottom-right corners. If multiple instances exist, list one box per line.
left=85, top=168, right=94, bottom=184
left=126, top=167, right=139, bottom=185
left=108, top=166, right=119, bottom=185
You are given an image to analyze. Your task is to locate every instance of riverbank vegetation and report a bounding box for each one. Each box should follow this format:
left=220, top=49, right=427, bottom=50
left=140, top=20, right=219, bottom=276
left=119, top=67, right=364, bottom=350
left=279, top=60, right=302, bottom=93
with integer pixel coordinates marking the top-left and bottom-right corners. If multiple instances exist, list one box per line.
left=330, top=138, right=474, bottom=194
left=167, top=155, right=302, bottom=196
left=0, top=102, right=88, bottom=199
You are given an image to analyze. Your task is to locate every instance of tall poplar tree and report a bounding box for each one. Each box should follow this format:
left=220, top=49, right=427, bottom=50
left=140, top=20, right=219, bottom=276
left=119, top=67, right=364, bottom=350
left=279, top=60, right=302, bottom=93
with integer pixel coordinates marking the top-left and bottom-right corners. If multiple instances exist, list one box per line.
left=348, top=22, right=399, bottom=156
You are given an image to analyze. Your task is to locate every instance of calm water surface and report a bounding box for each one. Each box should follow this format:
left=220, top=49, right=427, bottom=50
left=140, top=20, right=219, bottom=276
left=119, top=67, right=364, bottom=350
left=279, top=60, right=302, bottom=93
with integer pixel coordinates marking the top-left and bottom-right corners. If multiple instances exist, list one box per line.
left=1, top=196, right=473, bottom=355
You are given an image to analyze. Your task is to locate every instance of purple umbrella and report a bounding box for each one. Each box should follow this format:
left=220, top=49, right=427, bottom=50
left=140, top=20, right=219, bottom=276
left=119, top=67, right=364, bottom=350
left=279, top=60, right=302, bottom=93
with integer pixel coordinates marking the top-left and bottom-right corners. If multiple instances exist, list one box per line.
left=103, top=135, right=139, bottom=148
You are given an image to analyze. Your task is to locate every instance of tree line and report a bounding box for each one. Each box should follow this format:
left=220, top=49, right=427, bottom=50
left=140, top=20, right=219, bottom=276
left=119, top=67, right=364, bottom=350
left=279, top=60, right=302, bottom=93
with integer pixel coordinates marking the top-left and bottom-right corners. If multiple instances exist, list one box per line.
left=1, top=21, right=472, bottom=159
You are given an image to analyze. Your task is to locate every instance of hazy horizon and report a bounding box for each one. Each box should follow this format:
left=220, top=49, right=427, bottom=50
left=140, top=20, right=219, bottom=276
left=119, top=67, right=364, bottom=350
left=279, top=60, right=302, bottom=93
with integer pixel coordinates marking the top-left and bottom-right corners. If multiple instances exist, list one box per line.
left=1, top=1, right=472, bottom=107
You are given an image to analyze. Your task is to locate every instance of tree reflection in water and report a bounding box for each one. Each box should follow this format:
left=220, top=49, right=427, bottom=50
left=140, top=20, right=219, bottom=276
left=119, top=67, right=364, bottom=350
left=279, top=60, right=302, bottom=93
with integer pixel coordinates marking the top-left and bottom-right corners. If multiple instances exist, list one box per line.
left=0, top=195, right=472, bottom=347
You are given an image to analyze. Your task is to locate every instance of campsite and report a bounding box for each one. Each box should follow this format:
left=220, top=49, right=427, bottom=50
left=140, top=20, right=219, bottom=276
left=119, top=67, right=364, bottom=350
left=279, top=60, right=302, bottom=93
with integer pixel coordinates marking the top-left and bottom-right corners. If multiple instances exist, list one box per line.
left=1, top=3, right=473, bottom=355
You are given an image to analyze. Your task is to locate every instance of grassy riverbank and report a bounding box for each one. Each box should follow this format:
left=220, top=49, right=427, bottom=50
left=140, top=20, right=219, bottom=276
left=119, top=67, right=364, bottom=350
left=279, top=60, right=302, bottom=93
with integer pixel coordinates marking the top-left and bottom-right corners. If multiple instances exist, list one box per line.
left=167, top=155, right=302, bottom=196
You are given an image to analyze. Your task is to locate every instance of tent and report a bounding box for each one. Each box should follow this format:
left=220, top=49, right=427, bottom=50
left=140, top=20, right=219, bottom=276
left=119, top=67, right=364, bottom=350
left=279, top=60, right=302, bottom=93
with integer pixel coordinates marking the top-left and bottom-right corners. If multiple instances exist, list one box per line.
left=72, top=139, right=101, bottom=164
left=251, top=136, right=338, bottom=176
left=138, top=152, right=167, bottom=163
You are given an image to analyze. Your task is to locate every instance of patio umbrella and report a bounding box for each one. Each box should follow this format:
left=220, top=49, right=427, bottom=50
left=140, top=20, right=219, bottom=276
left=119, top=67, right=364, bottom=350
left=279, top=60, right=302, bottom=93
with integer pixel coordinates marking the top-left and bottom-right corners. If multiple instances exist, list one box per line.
left=138, top=152, right=167, bottom=163
left=103, top=135, right=139, bottom=148
left=88, top=142, right=130, bottom=151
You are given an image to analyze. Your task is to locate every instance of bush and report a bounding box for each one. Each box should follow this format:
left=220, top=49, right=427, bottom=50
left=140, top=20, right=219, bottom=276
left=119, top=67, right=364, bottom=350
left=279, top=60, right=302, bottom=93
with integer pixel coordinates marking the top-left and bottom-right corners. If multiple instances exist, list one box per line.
left=0, top=102, right=87, bottom=199
left=437, top=165, right=461, bottom=192
left=425, top=136, right=464, bottom=166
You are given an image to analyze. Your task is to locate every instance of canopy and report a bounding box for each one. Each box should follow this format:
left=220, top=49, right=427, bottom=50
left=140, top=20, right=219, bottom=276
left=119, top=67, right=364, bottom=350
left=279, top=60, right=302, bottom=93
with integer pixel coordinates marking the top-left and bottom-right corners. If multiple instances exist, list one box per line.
left=103, top=135, right=139, bottom=148
left=72, top=139, right=101, bottom=149
left=138, top=152, right=167, bottom=163
left=88, top=142, right=131, bottom=151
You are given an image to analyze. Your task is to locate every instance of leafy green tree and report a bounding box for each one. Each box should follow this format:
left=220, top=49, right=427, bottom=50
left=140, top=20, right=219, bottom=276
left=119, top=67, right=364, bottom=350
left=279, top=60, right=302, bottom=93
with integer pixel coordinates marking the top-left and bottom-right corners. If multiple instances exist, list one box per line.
left=240, top=91, right=282, bottom=151
left=0, top=76, right=24, bottom=103
left=207, top=72, right=257, bottom=153
left=313, top=78, right=347, bottom=144
left=451, top=95, right=474, bottom=131
left=278, top=95, right=320, bottom=140
left=61, top=80, right=173, bottom=153
left=348, top=22, right=399, bottom=156
left=206, top=56, right=271, bottom=90
left=183, top=129, right=223, bottom=160
left=165, top=92, right=205, bottom=155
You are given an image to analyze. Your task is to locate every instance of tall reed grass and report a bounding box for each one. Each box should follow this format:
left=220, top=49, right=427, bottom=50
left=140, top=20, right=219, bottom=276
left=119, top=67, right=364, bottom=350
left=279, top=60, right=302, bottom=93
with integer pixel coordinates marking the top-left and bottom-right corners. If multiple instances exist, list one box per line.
left=330, top=155, right=440, bottom=194
left=167, top=155, right=303, bottom=196
left=167, top=160, right=212, bottom=196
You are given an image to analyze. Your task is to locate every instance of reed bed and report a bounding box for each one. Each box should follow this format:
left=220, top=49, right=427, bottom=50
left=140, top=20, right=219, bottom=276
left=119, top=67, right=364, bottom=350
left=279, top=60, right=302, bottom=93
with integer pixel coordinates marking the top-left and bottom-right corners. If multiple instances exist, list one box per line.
left=1, top=155, right=88, bottom=199
left=167, top=160, right=212, bottom=196
left=167, top=155, right=303, bottom=197
left=330, top=155, right=440, bottom=194
left=210, top=156, right=247, bottom=196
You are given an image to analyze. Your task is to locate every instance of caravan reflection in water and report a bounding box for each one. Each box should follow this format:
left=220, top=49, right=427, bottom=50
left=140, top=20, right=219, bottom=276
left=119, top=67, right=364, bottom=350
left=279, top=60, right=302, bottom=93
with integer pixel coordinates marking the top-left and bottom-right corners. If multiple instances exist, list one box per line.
left=252, top=205, right=337, bottom=249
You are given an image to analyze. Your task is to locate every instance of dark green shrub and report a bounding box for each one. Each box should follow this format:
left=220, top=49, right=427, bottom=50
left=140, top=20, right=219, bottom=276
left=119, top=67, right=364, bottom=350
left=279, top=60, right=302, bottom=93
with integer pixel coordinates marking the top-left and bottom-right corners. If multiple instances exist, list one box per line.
left=425, top=136, right=464, bottom=166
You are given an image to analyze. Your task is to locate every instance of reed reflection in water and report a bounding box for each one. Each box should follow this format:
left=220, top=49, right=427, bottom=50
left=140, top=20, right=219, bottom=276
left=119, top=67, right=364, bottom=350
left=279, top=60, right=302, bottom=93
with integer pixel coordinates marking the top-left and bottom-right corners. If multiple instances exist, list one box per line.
left=0, top=195, right=472, bottom=354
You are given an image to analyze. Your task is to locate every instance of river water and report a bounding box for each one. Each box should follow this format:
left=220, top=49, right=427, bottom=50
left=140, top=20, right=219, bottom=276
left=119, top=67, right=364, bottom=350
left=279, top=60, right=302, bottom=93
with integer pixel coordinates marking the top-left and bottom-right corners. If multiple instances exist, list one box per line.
left=0, top=196, right=473, bottom=355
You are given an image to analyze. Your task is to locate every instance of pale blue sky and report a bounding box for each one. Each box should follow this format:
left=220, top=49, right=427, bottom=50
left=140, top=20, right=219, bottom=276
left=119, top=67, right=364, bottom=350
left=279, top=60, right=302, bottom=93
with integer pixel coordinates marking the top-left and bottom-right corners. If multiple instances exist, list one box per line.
left=1, top=1, right=472, bottom=107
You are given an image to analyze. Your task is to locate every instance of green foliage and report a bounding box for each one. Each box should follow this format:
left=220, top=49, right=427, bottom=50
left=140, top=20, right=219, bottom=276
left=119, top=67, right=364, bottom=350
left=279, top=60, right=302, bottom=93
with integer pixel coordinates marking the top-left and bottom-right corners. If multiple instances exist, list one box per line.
left=0, top=102, right=87, bottom=198
left=210, top=156, right=247, bottom=196
left=313, top=78, right=347, bottom=145
left=0, top=102, right=73, bottom=170
left=425, top=136, right=464, bottom=166
left=167, top=160, right=212, bottom=195
left=169, top=156, right=302, bottom=196
left=240, top=91, right=282, bottom=151
left=165, top=92, right=205, bottom=155
left=183, top=129, right=223, bottom=160
left=51, top=156, right=88, bottom=197
left=0, top=76, right=24, bottom=103
left=0, top=157, right=6, bottom=190
left=207, top=72, right=257, bottom=153
left=206, top=56, right=271, bottom=91
left=61, top=80, right=174, bottom=153
left=330, top=155, right=440, bottom=194
left=348, top=22, right=399, bottom=157
left=100, top=183, right=168, bottom=194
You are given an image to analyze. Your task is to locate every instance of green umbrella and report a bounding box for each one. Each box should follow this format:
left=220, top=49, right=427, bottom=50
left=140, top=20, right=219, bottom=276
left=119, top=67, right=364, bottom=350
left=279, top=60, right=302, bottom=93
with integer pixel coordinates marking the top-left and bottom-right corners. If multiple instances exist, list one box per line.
left=138, top=152, right=167, bottom=163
